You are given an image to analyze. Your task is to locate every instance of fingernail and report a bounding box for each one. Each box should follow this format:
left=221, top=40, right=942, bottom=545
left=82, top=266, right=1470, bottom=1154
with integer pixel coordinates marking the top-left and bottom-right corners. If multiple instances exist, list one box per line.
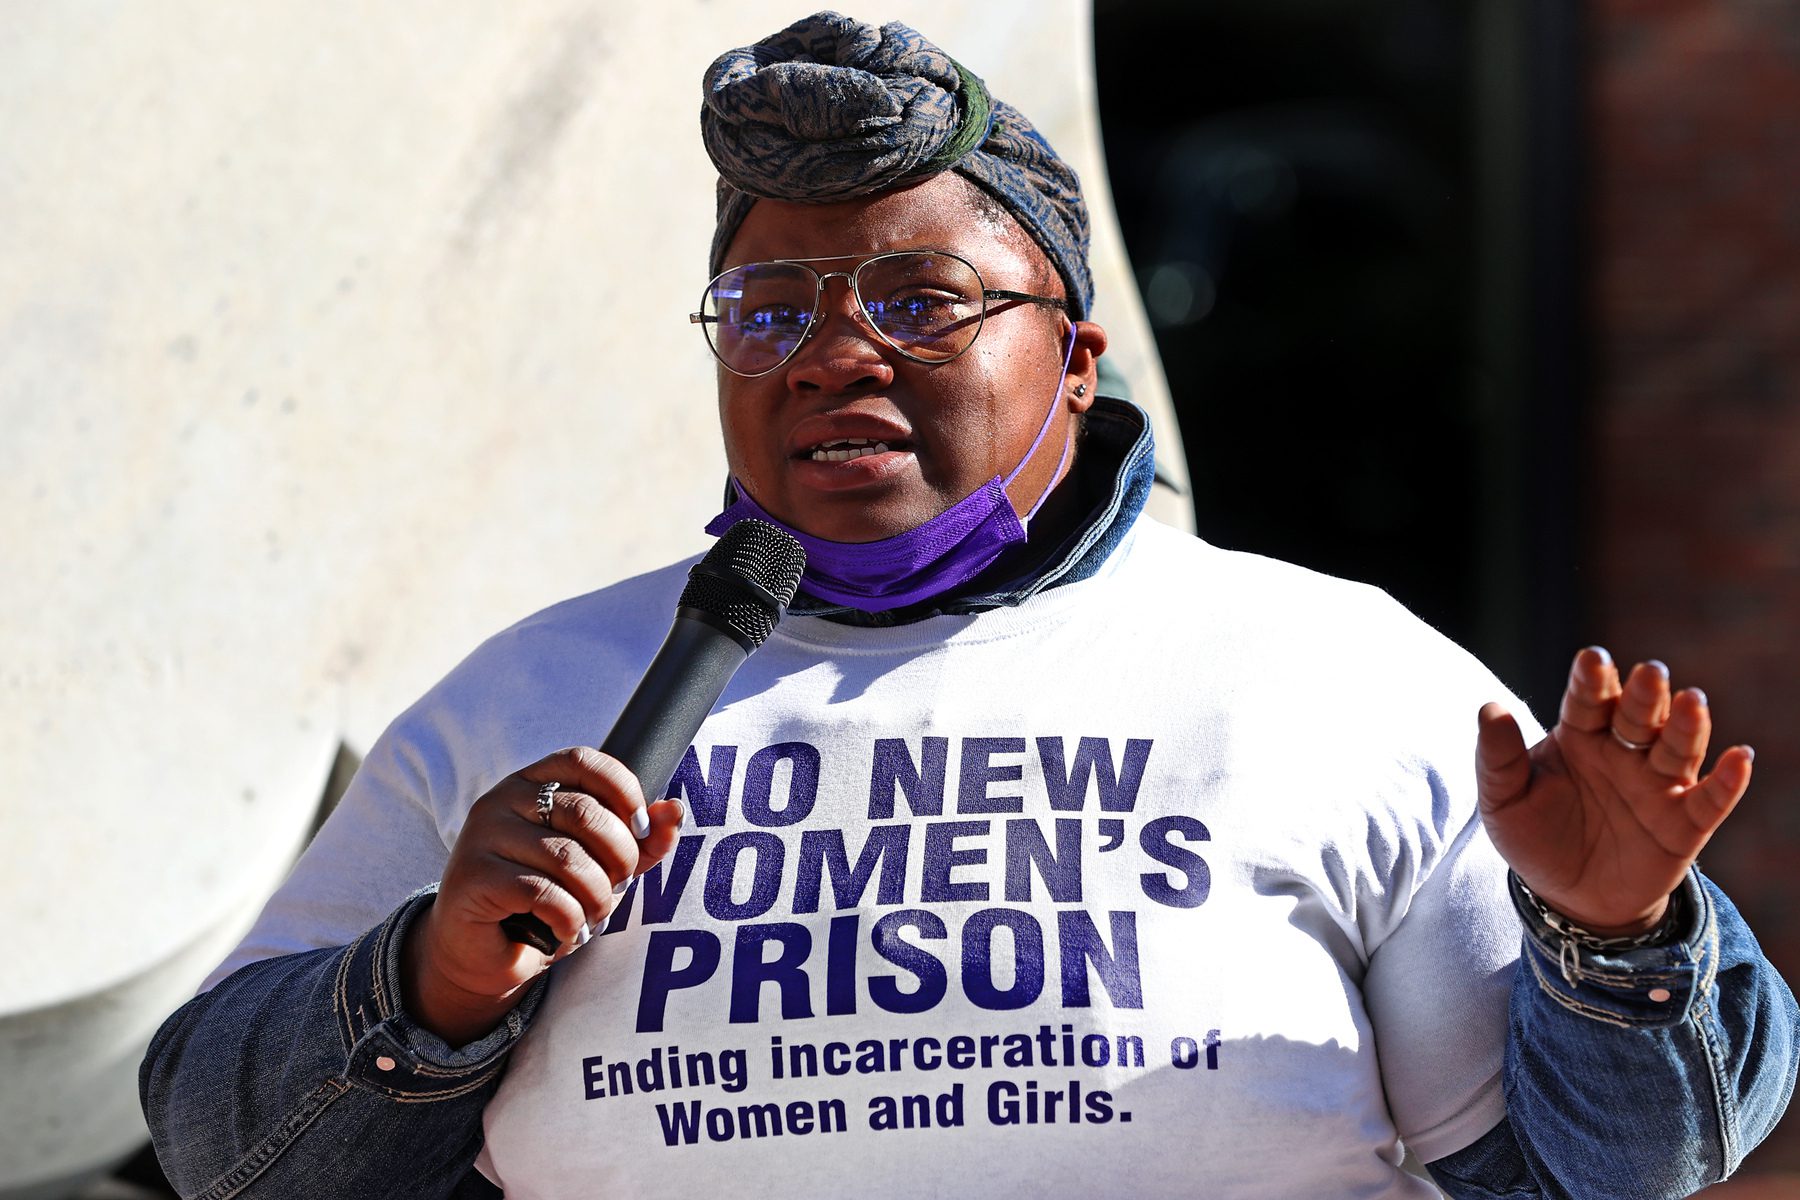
left=1647, top=659, right=1669, bottom=679
left=574, top=922, right=591, bottom=948
left=1586, top=645, right=1612, bottom=666
left=1690, top=687, right=1708, bottom=707
left=671, top=798, right=689, bottom=830
left=630, top=806, right=650, bottom=839
left=612, top=875, right=631, bottom=896
left=1744, top=745, right=1756, bottom=763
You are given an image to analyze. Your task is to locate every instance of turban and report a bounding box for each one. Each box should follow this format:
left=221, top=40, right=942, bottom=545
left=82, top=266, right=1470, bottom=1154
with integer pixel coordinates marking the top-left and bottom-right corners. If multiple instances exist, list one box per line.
left=701, top=11, right=1094, bottom=319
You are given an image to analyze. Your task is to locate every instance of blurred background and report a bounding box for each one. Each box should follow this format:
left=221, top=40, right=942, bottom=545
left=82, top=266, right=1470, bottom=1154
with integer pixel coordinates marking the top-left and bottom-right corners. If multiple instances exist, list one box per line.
left=4, top=0, right=1796, bottom=1195
left=1096, top=0, right=1800, bottom=1184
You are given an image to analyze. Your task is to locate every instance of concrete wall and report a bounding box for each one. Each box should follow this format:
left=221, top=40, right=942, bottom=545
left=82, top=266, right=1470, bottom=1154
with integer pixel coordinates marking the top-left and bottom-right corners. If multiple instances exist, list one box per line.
left=0, top=4, right=1186, bottom=1193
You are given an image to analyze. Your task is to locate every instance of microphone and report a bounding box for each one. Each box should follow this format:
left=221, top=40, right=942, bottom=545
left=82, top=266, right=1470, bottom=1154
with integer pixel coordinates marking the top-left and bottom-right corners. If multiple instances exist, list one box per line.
left=500, top=518, right=806, bottom=953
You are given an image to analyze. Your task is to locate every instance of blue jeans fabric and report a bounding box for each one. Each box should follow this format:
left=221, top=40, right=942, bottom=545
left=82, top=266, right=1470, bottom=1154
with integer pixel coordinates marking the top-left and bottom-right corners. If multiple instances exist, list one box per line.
left=1425, top=871, right=1798, bottom=1198
left=141, top=887, right=530, bottom=1199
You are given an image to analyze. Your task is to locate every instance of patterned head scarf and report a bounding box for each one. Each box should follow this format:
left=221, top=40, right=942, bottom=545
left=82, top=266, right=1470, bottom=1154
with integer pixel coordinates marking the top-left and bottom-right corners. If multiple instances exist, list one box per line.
left=701, top=11, right=1094, bottom=319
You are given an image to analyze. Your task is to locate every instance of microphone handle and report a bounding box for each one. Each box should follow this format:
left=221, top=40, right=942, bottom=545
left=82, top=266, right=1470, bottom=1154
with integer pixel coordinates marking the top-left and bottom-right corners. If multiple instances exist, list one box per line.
left=499, top=609, right=752, bottom=953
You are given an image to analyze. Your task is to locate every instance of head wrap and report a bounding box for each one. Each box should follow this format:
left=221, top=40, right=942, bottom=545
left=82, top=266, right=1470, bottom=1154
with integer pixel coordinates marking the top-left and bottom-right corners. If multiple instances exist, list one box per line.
left=701, top=11, right=1094, bottom=319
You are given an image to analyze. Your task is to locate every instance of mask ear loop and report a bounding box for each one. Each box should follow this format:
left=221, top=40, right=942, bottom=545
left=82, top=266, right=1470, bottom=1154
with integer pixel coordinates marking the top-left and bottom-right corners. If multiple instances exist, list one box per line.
left=1003, top=321, right=1081, bottom=524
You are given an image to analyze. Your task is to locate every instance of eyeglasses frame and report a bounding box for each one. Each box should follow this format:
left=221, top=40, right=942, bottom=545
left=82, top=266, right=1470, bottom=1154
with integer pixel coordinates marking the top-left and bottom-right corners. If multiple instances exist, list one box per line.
left=688, top=249, right=1068, bottom=378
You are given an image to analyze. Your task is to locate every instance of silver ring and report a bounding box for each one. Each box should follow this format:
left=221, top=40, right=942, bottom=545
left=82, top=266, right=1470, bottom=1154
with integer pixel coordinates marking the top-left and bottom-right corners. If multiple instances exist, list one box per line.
left=535, top=781, right=560, bottom=827
left=1611, top=728, right=1654, bottom=752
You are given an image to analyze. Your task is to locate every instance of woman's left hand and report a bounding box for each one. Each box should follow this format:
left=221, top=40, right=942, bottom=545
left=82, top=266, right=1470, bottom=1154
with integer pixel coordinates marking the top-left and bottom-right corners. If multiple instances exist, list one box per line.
left=1475, top=646, right=1756, bottom=936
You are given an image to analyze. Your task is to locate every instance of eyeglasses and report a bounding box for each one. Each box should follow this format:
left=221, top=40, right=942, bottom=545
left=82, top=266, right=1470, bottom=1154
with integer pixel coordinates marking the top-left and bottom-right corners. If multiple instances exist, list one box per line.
left=689, top=249, right=1067, bottom=377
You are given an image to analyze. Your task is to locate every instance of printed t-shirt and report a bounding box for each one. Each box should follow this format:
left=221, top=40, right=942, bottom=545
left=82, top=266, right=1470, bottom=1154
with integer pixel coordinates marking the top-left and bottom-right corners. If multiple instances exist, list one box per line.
left=220, top=517, right=1536, bottom=1198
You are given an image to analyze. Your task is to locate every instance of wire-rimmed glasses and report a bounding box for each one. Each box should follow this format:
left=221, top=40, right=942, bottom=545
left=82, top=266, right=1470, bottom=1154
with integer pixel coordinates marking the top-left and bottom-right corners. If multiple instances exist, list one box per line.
left=689, top=249, right=1067, bottom=377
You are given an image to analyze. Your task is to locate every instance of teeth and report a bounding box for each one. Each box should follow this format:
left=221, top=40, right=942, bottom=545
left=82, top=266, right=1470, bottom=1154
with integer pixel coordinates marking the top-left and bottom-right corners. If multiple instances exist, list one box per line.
left=810, top=439, right=892, bottom=462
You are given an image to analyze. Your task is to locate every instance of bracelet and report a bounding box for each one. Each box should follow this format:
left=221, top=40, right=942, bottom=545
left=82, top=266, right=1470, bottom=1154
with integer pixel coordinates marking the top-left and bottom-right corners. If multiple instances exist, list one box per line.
left=1508, top=872, right=1686, bottom=984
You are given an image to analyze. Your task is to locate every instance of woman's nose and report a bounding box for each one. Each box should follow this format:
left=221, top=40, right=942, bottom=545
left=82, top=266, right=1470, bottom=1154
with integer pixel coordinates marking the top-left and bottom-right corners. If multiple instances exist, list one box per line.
left=784, top=275, right=895, bottom=392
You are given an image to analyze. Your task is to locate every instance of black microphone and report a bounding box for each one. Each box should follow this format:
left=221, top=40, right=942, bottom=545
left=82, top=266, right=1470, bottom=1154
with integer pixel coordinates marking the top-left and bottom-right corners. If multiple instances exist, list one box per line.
left=501, top=519, right=806, bottom=953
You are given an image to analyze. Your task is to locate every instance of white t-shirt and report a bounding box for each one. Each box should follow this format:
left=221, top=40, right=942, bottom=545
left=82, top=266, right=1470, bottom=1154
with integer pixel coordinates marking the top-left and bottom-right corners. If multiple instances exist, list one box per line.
left=214, top=518, right=1536, bottom=1198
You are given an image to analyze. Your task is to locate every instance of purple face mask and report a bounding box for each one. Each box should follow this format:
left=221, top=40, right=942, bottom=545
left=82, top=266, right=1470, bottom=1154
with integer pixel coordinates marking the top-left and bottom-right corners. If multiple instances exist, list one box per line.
left=705, top=328, right=1078, bottom=612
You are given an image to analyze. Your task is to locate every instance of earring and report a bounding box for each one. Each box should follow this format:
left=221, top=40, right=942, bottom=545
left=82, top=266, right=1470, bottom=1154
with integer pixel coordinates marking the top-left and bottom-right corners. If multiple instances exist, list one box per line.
left=1073, top=383, right=1087, bottom=398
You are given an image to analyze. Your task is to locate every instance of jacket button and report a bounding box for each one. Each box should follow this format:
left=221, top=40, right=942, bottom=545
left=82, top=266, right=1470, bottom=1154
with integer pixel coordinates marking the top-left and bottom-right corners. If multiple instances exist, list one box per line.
left=376, top=1055, right=398, bottom=1071
left=1648, top=987, right=1672, bottom=1003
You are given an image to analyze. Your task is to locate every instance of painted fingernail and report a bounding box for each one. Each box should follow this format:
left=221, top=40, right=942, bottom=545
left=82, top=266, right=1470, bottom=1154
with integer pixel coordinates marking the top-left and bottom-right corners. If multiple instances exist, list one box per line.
left=1647, top=659, right=1669, bottom=679
left=574, top=922, right=591, bottom=948
left=630, top=806, right=651, bottom=839
left=612, top=875, right=631, bottom=896
left=1744, top=745, right=1756, bottom=763
left=671, top=798, right=689, bottom=830
left=1586, top=645, right=1612, bottom=666
left=1690, top=687, right=1708, bottom=707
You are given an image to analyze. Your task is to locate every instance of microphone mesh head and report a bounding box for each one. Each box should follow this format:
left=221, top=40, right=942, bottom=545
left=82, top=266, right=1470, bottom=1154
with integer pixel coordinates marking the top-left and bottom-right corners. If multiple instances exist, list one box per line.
left=679, top=519, right=807, bottom=647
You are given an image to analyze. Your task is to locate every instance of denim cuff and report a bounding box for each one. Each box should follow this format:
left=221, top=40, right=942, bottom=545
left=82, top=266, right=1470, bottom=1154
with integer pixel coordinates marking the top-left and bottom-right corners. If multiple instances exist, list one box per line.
left=338, top=886, right=549, bottom=1097
left=1512, top=868, right=1716, bottom=1029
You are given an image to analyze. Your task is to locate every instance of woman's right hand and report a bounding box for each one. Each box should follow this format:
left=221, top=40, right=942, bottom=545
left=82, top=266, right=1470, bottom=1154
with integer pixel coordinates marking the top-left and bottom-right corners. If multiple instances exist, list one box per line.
left=400, top=746, right=685, bottom=1046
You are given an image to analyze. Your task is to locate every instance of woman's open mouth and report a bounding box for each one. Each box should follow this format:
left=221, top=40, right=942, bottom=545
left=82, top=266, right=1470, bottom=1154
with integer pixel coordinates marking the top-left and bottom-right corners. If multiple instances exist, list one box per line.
left=789, top=435, right=915, bottom=492
left=807, top=437, right=898, bottom=462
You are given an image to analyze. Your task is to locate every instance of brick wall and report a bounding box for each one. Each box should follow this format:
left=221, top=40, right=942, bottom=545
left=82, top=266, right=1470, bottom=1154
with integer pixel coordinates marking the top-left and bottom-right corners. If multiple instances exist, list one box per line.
left=1590, top=0, right=1800, bottom=1173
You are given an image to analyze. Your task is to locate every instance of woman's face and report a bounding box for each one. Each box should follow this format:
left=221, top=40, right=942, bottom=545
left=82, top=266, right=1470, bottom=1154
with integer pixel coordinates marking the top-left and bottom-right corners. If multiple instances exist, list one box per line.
left=714, top=173, right=1103, bottom=544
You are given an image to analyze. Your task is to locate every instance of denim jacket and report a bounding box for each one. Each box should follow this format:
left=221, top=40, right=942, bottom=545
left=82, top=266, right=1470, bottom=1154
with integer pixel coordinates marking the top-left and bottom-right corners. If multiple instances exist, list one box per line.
left=140, top=401, right=1798, bottom=1198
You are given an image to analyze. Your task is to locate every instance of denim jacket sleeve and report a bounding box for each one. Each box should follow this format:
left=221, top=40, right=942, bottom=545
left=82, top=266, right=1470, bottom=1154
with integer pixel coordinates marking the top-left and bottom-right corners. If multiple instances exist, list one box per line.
left=140, top=887, right=542, bottom=1200
left=1427, top=868, right=1800, bottom=1199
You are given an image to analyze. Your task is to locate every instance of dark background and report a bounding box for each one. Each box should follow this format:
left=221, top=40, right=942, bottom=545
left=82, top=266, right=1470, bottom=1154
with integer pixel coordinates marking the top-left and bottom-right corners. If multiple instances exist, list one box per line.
left=1096, top=0, right=1581, bottom=710
left=1096, top=0, right=1800, bottom=1181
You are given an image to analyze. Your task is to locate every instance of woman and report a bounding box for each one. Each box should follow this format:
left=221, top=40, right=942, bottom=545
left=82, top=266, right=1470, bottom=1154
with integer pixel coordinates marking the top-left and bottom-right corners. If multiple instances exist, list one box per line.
left=142, top=13, right=1796, bottom=1198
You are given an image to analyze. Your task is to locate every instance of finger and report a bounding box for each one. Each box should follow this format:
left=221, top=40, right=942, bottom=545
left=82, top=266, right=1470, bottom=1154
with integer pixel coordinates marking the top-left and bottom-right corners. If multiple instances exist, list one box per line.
left=481, top=866, right=592, bottom=953
left=489, top=819, right=625, bottom=926
left=1475, top=702, right=1533, bottom=813
left=634, top=797, right=687, bottom=874
left=1612, top=659, right=1671, bottom=748
left=1646, top=688, right=1710, bottom=783
left=512, top=784, right=642, bottom=897
left=585, top=800, right=689, bottom=926
left=522, top=747, right=650, bottom=839
left=1680, top=744, right=1754, bottom=840
left=1558, top=646, right=1621, bottom=734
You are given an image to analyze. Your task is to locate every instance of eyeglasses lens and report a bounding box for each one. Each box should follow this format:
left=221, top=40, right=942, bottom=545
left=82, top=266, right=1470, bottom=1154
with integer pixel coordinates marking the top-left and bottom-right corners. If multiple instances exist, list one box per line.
left=854, top=253, right=984, bottom=361
left=702, top=262, right=816, bottom=377
left=702, top=253, right=985, bottom=374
